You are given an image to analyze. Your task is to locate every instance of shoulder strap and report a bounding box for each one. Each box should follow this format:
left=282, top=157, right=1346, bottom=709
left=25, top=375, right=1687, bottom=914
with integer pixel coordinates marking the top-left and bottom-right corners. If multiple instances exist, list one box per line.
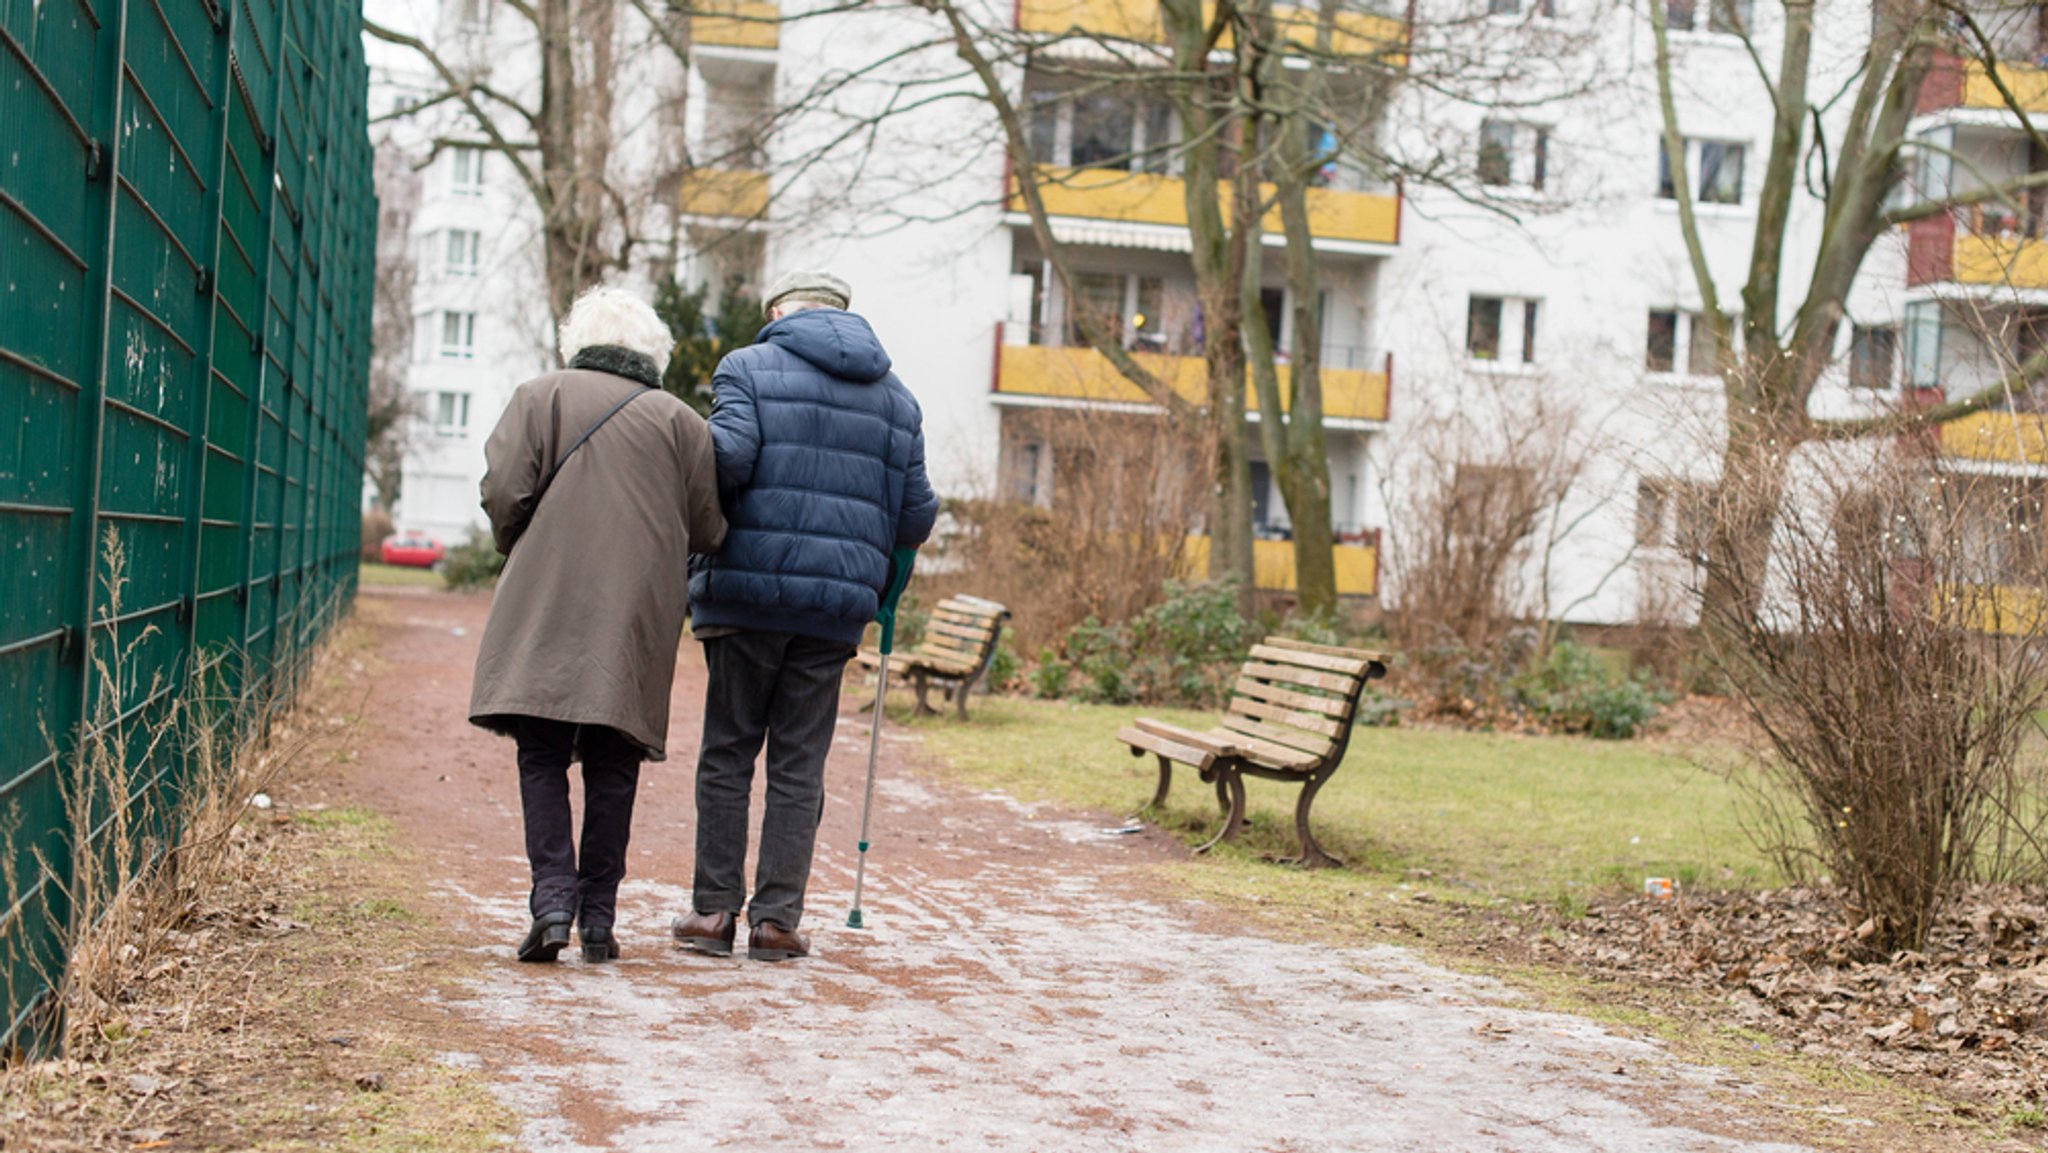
left=532, top=386, right=651, bottom=511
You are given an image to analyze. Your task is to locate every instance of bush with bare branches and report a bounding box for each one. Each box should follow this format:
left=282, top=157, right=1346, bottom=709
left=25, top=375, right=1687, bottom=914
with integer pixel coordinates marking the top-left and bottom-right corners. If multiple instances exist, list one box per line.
left=1705, top=447, right=2048, bottom=955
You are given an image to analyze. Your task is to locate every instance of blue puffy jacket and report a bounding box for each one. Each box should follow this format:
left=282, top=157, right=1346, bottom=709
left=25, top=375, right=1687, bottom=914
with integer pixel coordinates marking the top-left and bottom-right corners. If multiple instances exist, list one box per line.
left=688, top=308, right=939, bottom=645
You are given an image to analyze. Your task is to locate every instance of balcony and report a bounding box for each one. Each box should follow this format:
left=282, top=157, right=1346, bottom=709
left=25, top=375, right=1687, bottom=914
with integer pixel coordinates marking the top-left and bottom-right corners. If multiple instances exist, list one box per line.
left=1941, top=409, right=2048, bottom=466
left=1016, top=0, right=1405, bottom=57
left=993, top=333, right=1391, bottom=422
left=1182, top=535, right=1381, bottom=597
left=1921, top=52, right=2048, bottom=115
left=1941, top=583, right=2048, bottom=636
left=677, top=168, right=768, bottom=219
left=1013, top=167, right=1400, bottom=247
left=693, top=0, right=778, bottom=50
left=1906, top=209, right=2048, bottom=290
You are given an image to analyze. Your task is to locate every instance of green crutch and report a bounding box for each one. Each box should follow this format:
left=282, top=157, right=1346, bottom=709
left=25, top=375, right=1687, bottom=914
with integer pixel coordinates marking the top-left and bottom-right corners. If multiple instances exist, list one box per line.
left=847, top=546, right=917, bottom=930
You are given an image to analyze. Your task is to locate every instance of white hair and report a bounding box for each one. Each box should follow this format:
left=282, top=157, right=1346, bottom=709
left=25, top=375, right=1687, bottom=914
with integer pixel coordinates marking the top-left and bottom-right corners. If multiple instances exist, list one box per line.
left=558, top=286, right=674, bottom=375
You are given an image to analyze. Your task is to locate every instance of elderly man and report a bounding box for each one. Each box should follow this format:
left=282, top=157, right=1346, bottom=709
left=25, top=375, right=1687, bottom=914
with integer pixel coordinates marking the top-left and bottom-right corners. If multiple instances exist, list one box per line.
left=673, top=270, right=939, bottom=962
left=470, top=285, right=726, bottom=964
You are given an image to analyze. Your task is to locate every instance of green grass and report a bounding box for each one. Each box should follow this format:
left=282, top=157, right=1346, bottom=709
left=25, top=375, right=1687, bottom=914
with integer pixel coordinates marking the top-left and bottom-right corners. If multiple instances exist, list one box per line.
left=910, top=694, right=1778, bottom=902
left=358, top=562, right=443, bottom=588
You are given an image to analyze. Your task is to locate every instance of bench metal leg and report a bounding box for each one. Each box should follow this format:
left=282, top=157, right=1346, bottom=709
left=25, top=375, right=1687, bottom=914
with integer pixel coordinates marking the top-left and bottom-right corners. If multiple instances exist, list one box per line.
left=1149, top=754, right=1172, bottom=809
left=1195, top=771, right=1246, bottom=854
left=1291, top=772, right=1341, bottom=869
left=953, top=678, right=970, bottom=721
left=1213, top=775, right=1232, bottom=817
left=911, top=671, right=937, bottom=717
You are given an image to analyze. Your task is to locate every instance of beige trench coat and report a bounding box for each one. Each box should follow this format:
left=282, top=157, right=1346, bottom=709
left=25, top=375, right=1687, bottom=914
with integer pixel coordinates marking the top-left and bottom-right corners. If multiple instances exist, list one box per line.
left=468, top=368, right=726, bottom=760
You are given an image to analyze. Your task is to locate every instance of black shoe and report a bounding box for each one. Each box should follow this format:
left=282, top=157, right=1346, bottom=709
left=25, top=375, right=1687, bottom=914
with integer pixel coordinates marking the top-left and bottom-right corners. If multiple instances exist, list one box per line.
left=580, top=925, right=620, bottom=962
left=517, top=911, right=574, bottom=962
left=670, top=910, right=737, bottom=956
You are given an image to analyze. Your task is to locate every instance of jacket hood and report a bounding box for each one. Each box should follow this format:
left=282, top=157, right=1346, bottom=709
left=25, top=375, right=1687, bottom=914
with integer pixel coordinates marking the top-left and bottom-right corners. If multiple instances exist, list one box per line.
left=757, top=309, right=893, bottom=384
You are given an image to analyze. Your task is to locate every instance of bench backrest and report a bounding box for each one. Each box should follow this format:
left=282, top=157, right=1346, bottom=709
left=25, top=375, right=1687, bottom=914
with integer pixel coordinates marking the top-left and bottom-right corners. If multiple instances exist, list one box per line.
left=1224, top=637, right=1388, bottom=769
left=918, top=595, right=1010, bottom=668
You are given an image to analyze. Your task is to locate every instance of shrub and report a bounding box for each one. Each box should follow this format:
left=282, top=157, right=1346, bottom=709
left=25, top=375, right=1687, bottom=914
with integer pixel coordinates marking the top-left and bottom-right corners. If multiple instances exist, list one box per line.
left=440, top=528, right=505, bottom=590
left=360, top=507, right=393, bottom=561
left=1511, top=642, right=1668, bottom=739
left=1030, top=581, right=1251, bottom=707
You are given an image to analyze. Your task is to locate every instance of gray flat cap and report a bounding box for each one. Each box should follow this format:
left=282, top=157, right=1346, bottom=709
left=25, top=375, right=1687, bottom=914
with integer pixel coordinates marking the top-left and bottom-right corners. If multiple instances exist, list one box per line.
left=762, top=269, right=852, bottom=316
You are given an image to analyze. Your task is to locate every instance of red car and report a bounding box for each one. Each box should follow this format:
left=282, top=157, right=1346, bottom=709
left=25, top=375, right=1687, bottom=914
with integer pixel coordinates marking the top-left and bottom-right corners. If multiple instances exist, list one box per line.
left=380, top=533, right=446, bottom=569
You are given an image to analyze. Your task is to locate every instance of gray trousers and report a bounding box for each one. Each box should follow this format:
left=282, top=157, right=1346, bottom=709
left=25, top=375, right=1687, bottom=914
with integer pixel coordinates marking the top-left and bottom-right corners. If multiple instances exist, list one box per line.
left=693, top=631, right=856, bottom=930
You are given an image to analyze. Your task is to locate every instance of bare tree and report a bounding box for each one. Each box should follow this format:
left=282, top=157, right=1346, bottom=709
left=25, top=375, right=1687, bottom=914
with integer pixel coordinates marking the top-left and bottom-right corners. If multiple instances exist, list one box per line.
left=366, top=140, right=421, bottom=515
left=1649, top=0, right=2048, bottom=627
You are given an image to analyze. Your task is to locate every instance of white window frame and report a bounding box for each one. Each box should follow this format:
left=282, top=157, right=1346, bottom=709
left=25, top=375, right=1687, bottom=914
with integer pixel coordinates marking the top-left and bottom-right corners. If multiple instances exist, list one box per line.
left=1656, top=137, right=1748, bottom=207
left=449, top=147, right=486, bottom=197
left=1466, top=294, right=1542, bottom=366
left=1478, top=119, right=1550, bottom=193
left=1646, top=309, right=1733, bottom=380
left=438, top=311, right=477, bottom=360
left=444, top=229, right=481, bottom=278
left=432, top=391, right=472, bottom=437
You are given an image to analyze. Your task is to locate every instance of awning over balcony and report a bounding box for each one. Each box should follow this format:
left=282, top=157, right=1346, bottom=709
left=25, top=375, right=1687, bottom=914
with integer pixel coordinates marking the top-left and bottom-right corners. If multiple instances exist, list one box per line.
left=1013, top=167, right=1400, bottom=249
left=1943, top=410, right=2048, bottom=467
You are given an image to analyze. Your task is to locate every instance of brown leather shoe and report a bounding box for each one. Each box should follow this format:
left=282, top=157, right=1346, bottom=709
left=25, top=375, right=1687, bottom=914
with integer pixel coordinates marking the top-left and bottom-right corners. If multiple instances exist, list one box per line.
left=670, top=910, right=736, bottom=956
left=747, top=921, right=810, bottom=962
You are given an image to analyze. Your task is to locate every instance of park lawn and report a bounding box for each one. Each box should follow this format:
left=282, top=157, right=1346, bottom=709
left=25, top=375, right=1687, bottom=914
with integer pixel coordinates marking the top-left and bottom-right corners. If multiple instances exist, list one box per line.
left=906, top=694, right=1779, bottom=906
left=360, top=561, right=444, bottom=588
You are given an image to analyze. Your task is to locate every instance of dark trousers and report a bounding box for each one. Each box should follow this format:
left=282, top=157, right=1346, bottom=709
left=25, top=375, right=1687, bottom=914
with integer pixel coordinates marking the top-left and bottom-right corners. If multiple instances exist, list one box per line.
left=513, top=717, right=644, bottom=929
left=694, top=631, right=855, bottom=931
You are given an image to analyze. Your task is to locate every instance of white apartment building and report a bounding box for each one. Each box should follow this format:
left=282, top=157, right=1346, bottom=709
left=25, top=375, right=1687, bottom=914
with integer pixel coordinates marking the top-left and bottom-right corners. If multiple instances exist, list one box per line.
left=365, top=0, right=2048, bottom=623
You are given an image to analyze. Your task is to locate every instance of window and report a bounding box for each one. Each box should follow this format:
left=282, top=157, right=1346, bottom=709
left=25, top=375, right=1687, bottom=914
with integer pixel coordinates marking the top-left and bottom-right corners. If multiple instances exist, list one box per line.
left=439, top=311, right=476, bottom=359
left=1664, top=0, right=1696, bottom=30
left=1657, top=138, right=1746, bottom=205
left=1648, top=310, right=1731, bottom=376
left=1070, top=92, right=1136, bottom=171
left=433, top=391, right=470, bottom=436
left=1478, top=120, right=1548, bottom=190
left=444, top=229, right=481, bottom=277
left=1477, top=121, right=1514, bottom=185
left=1011, top=440, right=1046, bottom=505
left=1467, top=296, right=1504, bottom=360
left=1646, top=310, right=1679, bottom=372
left=1850, top=324, right=1898, bottom=390
left=1707, top=0, right=1751, bottom=34
left=1468, top=295, right=1540, bottom=363
left=1132, top=276, right=1166, bottom=352
left=1697, top=141, right=1744, bottom=204
left=1636, top=478, right=1713, bottom=553
left=449, top=147, right=485, bottom=195
left=1066, top=272, right=1125, bottom=346
left=1489, top=0, right=1555, bottom=14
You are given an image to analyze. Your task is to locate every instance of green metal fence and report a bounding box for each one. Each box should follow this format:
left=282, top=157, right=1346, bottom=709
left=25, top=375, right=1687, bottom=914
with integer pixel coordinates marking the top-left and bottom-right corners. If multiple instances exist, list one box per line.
left=1, top=0, right=374, bottom=1052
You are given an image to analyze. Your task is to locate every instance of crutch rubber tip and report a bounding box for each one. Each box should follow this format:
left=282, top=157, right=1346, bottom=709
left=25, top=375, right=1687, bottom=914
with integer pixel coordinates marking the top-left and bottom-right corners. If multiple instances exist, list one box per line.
left=846, top=909, right=865, bottom=929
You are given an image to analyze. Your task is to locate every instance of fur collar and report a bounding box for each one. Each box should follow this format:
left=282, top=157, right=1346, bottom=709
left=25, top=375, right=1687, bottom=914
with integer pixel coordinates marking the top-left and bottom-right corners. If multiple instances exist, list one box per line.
left=570, top=344, right=661, bottom=388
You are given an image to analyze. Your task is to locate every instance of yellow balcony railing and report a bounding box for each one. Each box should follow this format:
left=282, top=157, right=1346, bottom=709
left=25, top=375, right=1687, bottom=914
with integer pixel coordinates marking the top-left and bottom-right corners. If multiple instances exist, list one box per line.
left=1962, top=60, right=2048, bottom=114
left=693, top=0, right=778, bottom=49
left=1181, top=535, right=1380, bottom=597
left=1941, top=409, right=2048, bottom=466
left=1017, top=0, right=1405, bottom=58
left=1951, top=234, right=2048, bottom=289
left=677, top=168, right=768, bottom=219
left=1940, top=583, right=2048, bottom=636
left=995, top=340, right=1390, bottom=422
left=1014, top=166, right=1399, bottom=246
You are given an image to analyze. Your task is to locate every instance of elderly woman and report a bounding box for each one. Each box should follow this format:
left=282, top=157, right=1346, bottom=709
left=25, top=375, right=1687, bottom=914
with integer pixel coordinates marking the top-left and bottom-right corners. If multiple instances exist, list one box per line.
left=469, top=286, right=725, bottom=963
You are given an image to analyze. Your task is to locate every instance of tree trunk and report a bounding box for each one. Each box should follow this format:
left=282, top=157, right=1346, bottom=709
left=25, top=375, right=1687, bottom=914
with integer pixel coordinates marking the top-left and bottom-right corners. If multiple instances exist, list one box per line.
left=1700, top=406, right=1795, bottom=634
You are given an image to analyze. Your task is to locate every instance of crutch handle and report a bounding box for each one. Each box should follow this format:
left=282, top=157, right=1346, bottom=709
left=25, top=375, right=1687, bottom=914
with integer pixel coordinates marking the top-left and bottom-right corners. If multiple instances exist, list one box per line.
left=876, top=546, right=917, bottom=654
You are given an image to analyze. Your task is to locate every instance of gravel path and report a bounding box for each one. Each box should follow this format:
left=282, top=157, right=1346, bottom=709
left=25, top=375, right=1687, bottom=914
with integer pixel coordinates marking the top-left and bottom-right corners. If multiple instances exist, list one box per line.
left=336, top=587, right=1814, bottom=1152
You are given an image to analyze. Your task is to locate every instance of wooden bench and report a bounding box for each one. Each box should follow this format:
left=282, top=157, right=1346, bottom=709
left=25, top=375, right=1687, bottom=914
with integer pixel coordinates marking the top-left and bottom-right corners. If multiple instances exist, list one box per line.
left=1117, top=637, right=1389, bottom=868
left=857, top=595, right=1011, bottom=720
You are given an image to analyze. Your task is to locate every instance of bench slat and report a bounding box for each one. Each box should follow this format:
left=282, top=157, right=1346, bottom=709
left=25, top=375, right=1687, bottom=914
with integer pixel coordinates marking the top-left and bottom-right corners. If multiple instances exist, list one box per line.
left=1218, top=714, right=1335, bottom=757
left=1264, top=636, right=1389, bottom=664
left=927, top=619, right=996, bottom=644
left=857, top=647, right=978, bottom=676
left=1117, top=725, right=1219, bottom=771
left=1228, top=695, right=1345, bottom=738
left=1248, top=643, right=1371, bottom=677
left=934, top=601, right=1006, bottom=624
left=1203, top=728, right=1320, bottom=771
left=1233, top=676, right=1354, bottom=719
left=1244, top=661, right=1360, bottom=695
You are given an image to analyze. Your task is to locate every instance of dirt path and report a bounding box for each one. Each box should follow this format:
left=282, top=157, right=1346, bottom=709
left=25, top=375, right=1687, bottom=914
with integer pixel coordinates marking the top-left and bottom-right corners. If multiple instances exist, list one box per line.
left=310, top=587, right=1822, bottom=1152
